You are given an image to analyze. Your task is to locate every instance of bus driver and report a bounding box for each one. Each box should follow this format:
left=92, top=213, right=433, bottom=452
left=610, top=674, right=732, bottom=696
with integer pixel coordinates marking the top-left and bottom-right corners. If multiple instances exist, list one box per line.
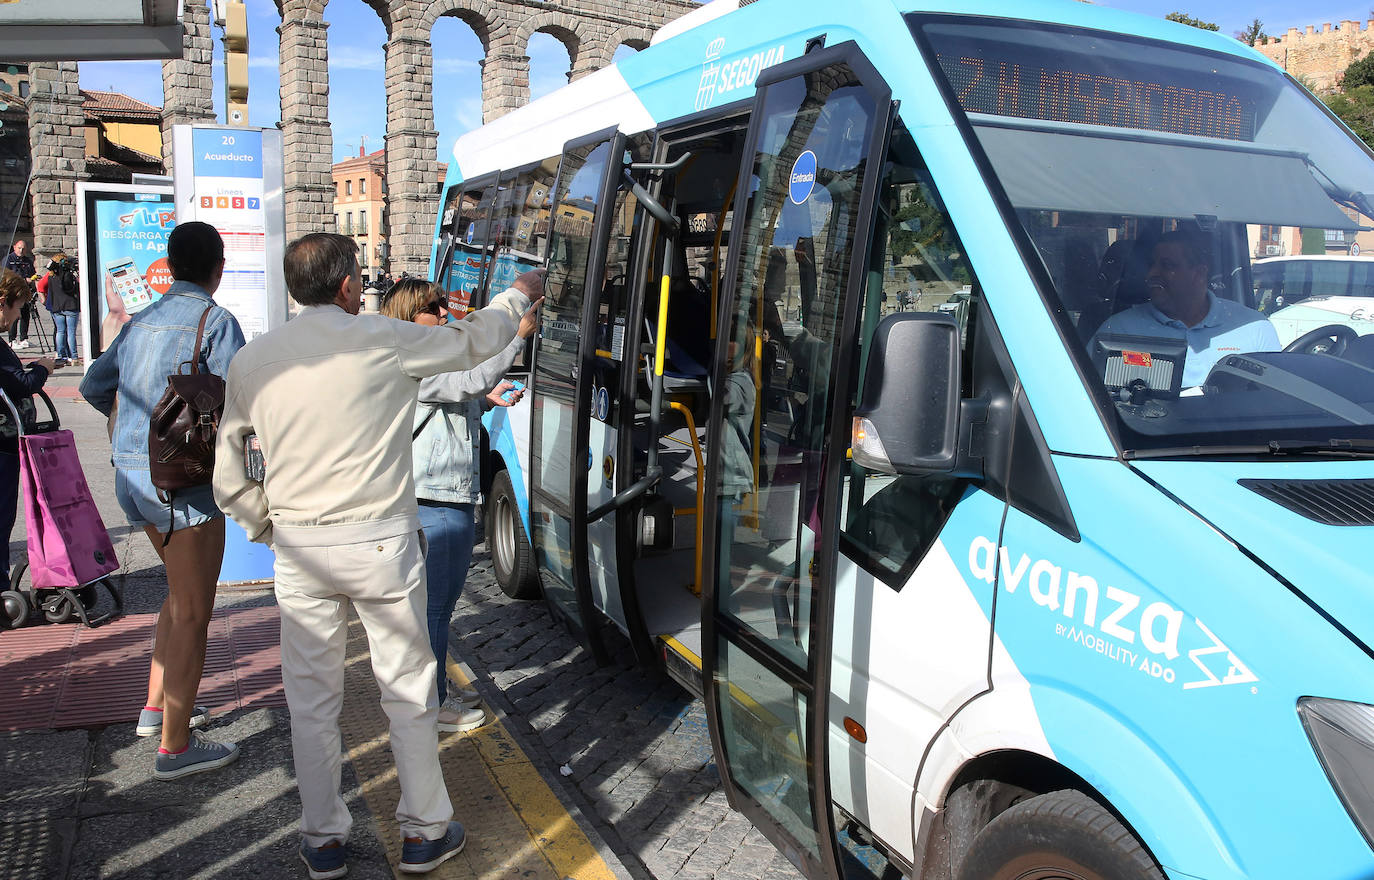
left=1091, top=229, right=1279, bottom=387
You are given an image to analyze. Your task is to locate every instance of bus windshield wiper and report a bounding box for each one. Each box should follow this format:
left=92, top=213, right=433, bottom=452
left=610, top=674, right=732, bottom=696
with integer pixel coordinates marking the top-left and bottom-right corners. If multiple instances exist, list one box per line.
left=1124, top=439, right=1374, bottom=460
left=1266, top=438, right=1374, bottom=457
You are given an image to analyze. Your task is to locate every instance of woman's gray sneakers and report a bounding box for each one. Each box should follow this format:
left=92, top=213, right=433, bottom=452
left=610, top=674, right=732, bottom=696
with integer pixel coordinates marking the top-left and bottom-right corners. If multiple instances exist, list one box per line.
left=154, top=731, right=240, bottom=780
left=136, top=705, right=210, bottom=737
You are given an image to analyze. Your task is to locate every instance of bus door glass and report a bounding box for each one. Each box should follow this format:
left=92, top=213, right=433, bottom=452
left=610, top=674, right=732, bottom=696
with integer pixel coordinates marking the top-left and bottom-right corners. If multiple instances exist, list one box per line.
left=583, top=147, right=645, bottom=633
left=529, top=129, right=623, bottom=661
left=487, top=163, right=557, bottom=309
left=705, top=45, right=892, bottom=879
left=438, top=179, right=497, bottom=313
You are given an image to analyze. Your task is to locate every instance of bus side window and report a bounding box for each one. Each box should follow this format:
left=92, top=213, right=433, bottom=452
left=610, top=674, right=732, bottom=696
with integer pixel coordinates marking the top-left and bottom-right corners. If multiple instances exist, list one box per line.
left=440, top=181, right=498, bottom=313
left=839, top=124, right=977, bottom=585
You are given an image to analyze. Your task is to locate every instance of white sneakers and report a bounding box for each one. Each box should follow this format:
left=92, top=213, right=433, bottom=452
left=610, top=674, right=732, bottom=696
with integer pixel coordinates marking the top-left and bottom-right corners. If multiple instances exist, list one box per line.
left=436, top=686, right=485, bottom=733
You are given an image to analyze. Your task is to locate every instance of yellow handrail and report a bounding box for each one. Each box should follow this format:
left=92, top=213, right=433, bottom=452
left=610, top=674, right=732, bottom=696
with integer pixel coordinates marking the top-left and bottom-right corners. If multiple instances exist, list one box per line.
left=667, top=400, right=705, bottom=596
left=654, top=274, right=670, bottom=377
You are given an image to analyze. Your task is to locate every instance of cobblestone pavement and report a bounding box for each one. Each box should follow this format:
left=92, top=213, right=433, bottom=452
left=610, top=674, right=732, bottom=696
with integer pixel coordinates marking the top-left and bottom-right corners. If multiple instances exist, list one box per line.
left=14, top=368, right=808, bottom=880
left=451, top=550, right=805, bottom=880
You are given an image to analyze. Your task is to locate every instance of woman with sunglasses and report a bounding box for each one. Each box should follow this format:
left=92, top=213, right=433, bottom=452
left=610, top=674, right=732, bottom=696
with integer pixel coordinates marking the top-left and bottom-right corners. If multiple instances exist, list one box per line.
left=381, top=278, right=539, bottom=732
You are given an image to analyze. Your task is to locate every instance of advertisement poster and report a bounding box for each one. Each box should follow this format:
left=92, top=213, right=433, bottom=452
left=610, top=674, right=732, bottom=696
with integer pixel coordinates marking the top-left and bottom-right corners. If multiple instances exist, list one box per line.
left=172, top=124, right=287, bottom=344
left=75, top=182, right=175, bottom=359
left=93, top=196, right=175, bottom=349
left=444, top=245, right=486, bottom=313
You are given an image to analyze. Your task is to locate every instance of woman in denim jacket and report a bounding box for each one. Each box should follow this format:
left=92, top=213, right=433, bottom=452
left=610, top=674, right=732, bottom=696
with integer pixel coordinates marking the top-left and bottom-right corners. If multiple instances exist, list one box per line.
left=381, top=278, right=538, bottom=733
left=80, top=223, right=246, bottom=781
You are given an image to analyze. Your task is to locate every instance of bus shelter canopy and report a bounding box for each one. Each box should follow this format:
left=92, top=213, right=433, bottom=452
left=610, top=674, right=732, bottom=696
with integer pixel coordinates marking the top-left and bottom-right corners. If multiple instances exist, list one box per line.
left=0, top=0, right=183, bottom=61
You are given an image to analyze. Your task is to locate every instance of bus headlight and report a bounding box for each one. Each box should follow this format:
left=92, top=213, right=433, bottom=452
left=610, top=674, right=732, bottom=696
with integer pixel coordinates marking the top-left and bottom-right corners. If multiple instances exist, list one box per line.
left=1298, top=697, right=1374, bottom=848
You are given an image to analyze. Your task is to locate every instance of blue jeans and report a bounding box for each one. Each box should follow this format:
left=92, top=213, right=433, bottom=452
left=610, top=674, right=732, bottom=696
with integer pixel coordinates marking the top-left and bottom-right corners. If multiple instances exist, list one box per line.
left=53, top=310, right=77, bottom=360
left=417, top=500, right=475, bottom=703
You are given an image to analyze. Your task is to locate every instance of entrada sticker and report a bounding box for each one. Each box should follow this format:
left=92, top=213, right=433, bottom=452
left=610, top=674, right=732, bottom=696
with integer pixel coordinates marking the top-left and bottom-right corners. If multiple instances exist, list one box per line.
left=789, top=151, right=817, bottom=205
left=968, top=536, right=1258, bottom=691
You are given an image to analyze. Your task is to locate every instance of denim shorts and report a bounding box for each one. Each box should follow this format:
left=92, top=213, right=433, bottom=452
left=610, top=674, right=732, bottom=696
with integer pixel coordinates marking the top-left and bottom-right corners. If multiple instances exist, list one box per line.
left=115, top=467, right=221, bottom=531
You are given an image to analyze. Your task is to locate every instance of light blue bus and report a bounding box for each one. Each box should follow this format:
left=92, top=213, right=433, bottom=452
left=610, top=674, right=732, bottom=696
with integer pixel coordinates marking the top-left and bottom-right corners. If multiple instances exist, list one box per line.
left=429, top=1, right=1374, bottom=877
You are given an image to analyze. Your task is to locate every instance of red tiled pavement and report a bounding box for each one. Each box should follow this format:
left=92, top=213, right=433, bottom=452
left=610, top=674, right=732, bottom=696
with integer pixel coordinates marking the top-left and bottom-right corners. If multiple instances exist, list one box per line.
left=0, top=605, right=285, bottom=730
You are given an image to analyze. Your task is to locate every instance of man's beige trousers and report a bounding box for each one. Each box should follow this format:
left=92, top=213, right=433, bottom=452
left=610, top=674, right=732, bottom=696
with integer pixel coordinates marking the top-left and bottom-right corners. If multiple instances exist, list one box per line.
left=273, top=530, right=451, bottom=847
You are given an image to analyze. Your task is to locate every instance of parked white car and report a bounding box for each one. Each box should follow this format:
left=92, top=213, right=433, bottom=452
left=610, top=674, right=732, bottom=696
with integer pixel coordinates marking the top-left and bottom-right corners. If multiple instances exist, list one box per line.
left=1252, top=254, right=1374, bottom=314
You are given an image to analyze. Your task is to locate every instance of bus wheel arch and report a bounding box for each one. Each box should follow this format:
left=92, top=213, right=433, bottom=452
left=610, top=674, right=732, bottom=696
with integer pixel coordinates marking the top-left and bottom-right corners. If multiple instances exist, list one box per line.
left=918, top=751, right=1164, bottom=880
left=486, top=464, right=541, bottom=600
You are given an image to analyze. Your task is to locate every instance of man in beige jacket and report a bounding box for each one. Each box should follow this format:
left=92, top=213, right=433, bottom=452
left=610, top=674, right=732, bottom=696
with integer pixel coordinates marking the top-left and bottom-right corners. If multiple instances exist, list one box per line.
left=213, top=233, right=542, bottom=877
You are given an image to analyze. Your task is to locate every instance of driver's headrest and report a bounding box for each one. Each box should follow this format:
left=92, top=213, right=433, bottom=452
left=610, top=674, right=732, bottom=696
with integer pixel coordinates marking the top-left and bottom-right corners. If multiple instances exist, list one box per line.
left=1098, top=239, right=1154, bottom=308
left=1345, top=332, right=1374, bottom=370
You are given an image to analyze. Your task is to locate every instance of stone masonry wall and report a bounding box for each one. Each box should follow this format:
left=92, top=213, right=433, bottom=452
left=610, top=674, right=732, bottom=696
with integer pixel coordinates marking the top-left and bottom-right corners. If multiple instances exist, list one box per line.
left=1256, top=20, right=1374, bottom=93
left=279, top=0, right=336, bottom=242
left=26, top=62, right=84, bottom=257
left=160, top=0, right=216, bottom=172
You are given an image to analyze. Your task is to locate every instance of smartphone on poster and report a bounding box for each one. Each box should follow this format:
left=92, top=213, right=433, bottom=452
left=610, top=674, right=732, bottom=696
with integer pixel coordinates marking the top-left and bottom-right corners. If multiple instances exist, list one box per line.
left=105, top=256, right=156, bottom=315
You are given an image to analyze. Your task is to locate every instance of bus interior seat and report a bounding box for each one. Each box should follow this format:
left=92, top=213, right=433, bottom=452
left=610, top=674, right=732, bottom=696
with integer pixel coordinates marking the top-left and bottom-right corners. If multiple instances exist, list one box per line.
left=1057, top=237, right=1100, bottom=316
left=1076, top=238, right=1156, bottom=343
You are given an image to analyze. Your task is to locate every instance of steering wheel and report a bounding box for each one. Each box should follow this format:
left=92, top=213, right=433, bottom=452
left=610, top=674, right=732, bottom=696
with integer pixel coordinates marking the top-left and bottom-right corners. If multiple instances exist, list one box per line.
left=1283, top=323, right=1359, bottom=356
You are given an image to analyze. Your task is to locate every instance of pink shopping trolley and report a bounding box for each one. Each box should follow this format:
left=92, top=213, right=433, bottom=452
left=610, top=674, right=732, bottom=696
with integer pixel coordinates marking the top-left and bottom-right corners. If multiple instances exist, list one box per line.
left=0, top=388, right=122, bottom=629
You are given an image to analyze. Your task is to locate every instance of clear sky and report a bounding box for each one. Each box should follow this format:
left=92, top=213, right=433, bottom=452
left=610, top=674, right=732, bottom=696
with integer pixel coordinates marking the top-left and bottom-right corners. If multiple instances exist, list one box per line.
left=78, top=0, right=1373, bottom=164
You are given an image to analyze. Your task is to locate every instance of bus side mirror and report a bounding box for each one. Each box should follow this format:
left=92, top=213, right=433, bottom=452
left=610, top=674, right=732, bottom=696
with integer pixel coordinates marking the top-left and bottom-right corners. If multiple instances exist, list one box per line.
left=852, top=312, right=961, bottom=475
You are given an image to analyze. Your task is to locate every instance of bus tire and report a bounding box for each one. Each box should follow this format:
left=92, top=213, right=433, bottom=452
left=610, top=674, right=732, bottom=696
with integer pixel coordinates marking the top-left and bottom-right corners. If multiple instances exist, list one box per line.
left=487, top=468, right=540, bottom=600
left=956, top=789, right=1164, bottom=880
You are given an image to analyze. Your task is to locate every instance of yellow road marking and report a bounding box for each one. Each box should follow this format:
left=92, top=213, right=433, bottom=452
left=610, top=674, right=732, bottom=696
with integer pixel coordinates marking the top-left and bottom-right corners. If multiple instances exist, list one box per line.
left=337, top=615, right=616, bottom=880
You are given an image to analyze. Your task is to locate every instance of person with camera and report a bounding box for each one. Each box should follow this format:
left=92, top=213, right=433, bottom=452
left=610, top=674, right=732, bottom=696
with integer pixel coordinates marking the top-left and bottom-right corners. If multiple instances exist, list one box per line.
left=4, top=241, right=36, bottom=350
left=80, top=222, right=246, bottom=781
left=38, top=253, right=80, bottom=363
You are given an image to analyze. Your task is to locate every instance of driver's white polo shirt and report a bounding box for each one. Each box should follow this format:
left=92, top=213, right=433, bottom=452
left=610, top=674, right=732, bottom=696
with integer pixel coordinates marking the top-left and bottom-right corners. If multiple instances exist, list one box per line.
left=1091, top=292, right=1281, bottom=387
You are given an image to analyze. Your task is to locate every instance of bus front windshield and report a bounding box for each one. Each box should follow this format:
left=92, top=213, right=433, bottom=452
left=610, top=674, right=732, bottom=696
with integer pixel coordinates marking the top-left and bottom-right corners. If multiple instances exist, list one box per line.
left=915, top=16, right=1374, bottom=455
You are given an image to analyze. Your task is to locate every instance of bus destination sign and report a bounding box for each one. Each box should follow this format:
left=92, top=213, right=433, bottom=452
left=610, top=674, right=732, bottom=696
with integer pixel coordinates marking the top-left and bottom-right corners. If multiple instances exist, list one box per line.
left=936, top=50, right=1259, bottom=142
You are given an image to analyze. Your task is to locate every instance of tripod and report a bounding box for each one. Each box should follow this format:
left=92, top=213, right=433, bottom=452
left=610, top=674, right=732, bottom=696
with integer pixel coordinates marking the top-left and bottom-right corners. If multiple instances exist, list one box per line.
left=7, top=298, right=51, bottom=355
left=25, top=302, right=53, bottom=356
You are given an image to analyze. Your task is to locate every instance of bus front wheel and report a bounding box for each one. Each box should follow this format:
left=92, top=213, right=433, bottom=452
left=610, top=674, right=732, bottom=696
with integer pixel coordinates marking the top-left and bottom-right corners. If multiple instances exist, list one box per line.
left=487, top=468, right=541, bottom=600
left=957, top=789, right=1164, bottom=880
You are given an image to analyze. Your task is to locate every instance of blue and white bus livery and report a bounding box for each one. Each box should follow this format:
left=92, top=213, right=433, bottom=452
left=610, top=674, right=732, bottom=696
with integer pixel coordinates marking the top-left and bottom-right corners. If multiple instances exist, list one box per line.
left=429, top=2, right=1374, bottom=879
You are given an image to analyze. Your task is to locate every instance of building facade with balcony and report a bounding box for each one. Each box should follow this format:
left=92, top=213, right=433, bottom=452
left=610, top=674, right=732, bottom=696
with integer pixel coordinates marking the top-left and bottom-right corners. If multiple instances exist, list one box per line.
left=333, top=147, right=388, bottom=280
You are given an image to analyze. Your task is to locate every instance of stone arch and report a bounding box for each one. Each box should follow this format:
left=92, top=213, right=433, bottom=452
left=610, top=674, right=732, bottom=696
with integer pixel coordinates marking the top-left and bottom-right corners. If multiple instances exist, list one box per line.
left=516, top=12, right=584, bottom=68
left=274, top=0, right=326, bottom=21
left=593, top=25, right=653, bottom=68
left=358, top=0, right=393, bottom=35
left=416, top=0, right=501, bottom=52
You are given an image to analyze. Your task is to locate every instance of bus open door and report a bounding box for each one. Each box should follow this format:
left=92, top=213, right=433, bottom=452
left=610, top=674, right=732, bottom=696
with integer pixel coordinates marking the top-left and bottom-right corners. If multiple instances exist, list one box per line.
left=702, top=43, right=894, bottom=880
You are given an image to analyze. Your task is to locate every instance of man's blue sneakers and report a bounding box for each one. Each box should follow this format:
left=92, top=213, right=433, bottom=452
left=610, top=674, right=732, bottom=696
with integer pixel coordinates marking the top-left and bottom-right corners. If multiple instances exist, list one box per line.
left=399, top=821, right=466, bottom=873
left=299, top=839, right=348, bottom=879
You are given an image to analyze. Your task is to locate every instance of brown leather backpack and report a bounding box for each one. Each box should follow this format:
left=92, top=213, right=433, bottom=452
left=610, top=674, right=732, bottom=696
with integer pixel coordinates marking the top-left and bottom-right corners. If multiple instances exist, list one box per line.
left=148, top=307, right=224, bottom=535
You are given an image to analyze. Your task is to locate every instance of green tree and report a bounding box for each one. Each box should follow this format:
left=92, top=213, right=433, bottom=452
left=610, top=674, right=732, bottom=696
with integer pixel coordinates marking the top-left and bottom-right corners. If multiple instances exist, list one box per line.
left=1165, top=12, right=1220, bottom=31
left=1340, top=52, right=1374, bottom=90
left=1237, top=19, right=1268, bottom=45
left=1325, top=86, right=1374, bottom=146
left=1325, top=55, right=1374, bottom=152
